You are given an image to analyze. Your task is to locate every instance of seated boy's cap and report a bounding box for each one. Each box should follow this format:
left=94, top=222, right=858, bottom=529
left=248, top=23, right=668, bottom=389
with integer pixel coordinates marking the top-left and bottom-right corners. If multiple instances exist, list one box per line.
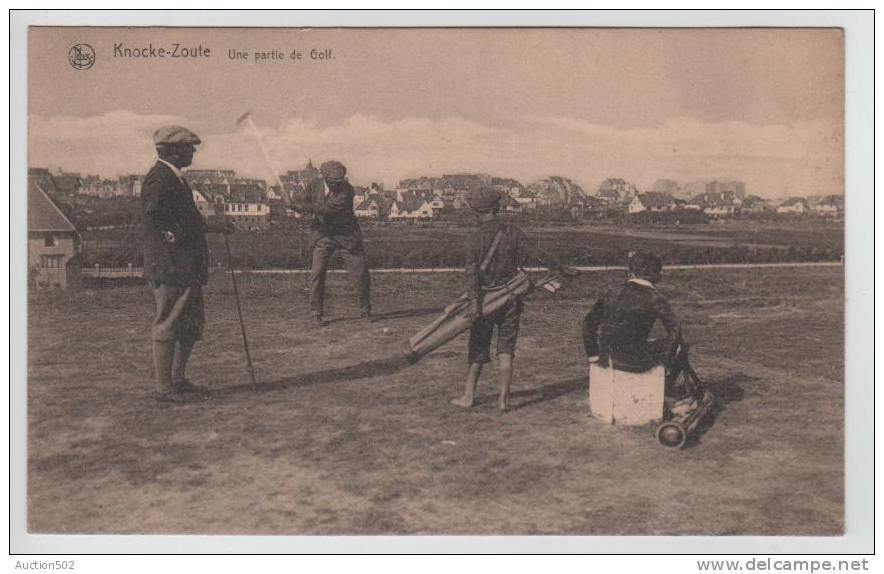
left=468, top=188, right=502, bottom=212
left=627, top=251, right=663, bottom=279
left=153, top=125, right=201, bottom=146
left=320, top=160, right=347, bottom=182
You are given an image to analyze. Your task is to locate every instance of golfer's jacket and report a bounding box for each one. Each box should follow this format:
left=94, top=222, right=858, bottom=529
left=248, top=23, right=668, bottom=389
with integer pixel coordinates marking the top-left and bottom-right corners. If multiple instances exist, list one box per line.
left=582, top=280, right=682, bottom=372
left=298, top=178, right=362, bottom=250
left=141, top=161, right=210, bottom=286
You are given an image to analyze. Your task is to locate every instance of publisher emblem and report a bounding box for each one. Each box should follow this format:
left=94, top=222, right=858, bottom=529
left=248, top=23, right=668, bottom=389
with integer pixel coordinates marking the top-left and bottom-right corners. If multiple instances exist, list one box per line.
left=68, top=44, right=95, bottom=70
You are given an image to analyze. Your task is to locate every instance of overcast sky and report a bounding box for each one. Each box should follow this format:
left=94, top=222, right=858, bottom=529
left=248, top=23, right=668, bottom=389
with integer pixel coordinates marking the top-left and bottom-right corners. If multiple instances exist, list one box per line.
left=29, top=27, right=843, bottom=197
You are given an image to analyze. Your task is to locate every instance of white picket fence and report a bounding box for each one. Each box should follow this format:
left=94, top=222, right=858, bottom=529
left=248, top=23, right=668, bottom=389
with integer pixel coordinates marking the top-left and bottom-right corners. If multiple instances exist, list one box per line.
left=80, top=264, right=143, bottom=278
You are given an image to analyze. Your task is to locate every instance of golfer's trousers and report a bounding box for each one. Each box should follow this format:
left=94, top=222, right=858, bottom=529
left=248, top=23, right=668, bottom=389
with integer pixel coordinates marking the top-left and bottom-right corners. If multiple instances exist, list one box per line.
left=309, top=236, right=371, bottom=316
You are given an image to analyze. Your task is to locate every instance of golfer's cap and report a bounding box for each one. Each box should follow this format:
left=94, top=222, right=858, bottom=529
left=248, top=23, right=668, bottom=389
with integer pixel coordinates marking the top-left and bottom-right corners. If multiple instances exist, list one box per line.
left=154, top=125, right=201, bottom=146
left=320, top=160, right=347, bottom=182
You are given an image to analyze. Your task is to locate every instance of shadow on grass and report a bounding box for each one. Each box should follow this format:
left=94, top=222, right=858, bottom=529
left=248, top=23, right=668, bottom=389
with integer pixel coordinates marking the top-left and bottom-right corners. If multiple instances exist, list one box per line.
left=209, top=355, right=412, bottom=399
left=321, top=315, right=364, bottom=325
left=681, top=372, right=757, bottom=449
left=505, top=377, right=587, bottom=411
left=320, top=306, right=443, bottom=325
left=370, top=306, right=445, bottom=322
left=706, top=372, right=755, bottom=405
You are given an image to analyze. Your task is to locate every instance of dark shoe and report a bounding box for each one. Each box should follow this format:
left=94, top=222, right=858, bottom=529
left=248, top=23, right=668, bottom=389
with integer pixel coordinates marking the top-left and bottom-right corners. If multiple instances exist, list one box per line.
left=173, top=379, right=208, bottom=394
left=312, top=313, right=327, bottom=327
left=155, top=390, right=189, bottom=403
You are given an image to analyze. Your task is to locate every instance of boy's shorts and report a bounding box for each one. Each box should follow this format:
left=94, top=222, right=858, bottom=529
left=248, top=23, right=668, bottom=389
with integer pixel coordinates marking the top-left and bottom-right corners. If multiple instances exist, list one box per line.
left=467, top=298, right=523, bottom=364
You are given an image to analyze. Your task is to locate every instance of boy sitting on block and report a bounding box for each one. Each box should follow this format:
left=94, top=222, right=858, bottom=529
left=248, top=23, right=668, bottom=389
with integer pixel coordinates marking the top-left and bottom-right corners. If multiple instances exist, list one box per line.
left=582, top=251, right=695, bottom=398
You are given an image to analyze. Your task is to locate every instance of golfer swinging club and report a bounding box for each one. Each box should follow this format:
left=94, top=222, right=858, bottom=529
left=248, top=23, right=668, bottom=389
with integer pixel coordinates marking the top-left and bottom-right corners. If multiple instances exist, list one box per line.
left=142, top=126, right=235, bottom=402
left=289, top=160, right=372, bottom=326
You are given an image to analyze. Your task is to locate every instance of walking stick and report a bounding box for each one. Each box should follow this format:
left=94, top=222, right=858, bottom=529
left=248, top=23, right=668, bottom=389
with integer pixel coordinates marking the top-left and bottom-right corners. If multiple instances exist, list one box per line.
left=223, top=233, right=257, bottom=387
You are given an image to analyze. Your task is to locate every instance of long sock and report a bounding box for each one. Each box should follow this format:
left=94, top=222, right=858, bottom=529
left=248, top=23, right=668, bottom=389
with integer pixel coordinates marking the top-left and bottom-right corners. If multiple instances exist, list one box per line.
left=172, top=339, right=196, bottom=384
left=152, top=341, right=176, bottom=393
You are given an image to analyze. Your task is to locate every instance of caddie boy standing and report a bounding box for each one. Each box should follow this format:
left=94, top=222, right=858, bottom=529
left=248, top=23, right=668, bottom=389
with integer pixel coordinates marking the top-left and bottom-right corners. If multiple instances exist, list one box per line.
left=142, top=125, right=234, bottom=402
left=451, top=188, right=574, bottom=411
left=290, top=160, right=372, bottom=325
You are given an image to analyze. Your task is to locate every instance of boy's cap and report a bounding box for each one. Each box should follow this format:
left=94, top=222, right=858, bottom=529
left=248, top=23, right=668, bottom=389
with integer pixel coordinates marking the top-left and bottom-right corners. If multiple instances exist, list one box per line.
left=627, top=251, right=663, bottom=279
left=467, top=188, right=502, bottom=212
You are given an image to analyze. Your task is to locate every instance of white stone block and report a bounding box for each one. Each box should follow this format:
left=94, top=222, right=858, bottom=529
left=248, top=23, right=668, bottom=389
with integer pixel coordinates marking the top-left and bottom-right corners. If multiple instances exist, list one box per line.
left=588, top=363, right=665, bottom=426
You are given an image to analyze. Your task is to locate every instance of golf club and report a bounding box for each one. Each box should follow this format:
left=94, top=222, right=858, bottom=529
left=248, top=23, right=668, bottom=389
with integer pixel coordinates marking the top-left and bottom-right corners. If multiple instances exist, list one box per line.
left=224, top=232, right=258, bottom=387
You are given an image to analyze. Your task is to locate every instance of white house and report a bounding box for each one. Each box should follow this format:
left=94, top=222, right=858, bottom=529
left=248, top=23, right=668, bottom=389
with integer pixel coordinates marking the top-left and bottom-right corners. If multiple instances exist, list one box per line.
left=389, top=198, right=438, bottom=222
left=355, top=198, right=383, bottom=219
left=223, top=201, right=270, bottom=229
left=704, top=204, right=736, bottom=216
left=629, top=192, right=676, bottom=213
left=811, top=196, right=843, bottom=216
left=427, top=194, right=445, bottom=212
left=191, top=187, right=217, bottom=218
left=776, top=198, right=808, bottom=214
left=28, top=180, right=81, bottom=290
left=512, top=191, right=540, bottom=210
left=628, top=196, right=645, bottom=213
left=690, top=191, right=737, bottom=217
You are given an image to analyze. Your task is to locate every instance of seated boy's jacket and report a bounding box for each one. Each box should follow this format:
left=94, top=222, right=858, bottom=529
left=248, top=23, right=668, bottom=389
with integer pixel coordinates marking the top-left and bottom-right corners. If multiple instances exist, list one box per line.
left=583, top=280, right=682, bottom=372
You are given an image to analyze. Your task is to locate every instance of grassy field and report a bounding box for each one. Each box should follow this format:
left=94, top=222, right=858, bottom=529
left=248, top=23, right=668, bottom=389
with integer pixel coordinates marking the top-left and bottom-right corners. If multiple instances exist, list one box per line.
left=27, top=265, right=843, bottom=535
left=82, top=218, right=844, bottom=269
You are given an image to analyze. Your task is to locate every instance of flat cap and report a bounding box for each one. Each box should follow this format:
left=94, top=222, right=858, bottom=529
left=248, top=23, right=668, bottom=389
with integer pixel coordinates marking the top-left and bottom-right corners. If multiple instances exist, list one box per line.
left=627, top=251, right=663, bottom=280
left=320, top=160, right=347, bottom=182
left=153, top=125, right=201, bottom=146
left=467, top=188, right=502, bottom=212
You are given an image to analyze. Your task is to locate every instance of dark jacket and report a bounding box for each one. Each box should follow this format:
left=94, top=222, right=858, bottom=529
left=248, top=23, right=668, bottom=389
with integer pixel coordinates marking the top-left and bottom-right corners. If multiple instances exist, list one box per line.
left=141, top=161, right=209, bottom=286
left=297, top=178, right=362, bottom=250
left=582, top=280, right=682, bottom=372
left=464, top=220, right=560, bottom=300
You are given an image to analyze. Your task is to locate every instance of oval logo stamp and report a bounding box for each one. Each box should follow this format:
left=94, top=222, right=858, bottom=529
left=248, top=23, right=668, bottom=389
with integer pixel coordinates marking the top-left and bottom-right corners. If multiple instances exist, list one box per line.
left=68, top=44, right=95, bottom=70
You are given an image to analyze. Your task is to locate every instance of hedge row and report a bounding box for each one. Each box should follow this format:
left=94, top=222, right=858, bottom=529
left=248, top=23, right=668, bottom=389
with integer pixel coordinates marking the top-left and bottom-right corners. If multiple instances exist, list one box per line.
left=79, top=226, right=842, bottom=270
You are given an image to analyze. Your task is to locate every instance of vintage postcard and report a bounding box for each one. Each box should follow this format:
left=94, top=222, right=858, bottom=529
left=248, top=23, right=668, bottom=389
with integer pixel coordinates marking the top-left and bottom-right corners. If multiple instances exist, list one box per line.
left=13, top=13, right=873, bottom=554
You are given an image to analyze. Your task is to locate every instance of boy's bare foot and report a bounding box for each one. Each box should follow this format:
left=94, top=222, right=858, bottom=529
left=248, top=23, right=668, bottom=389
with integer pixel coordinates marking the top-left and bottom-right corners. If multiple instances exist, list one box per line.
left=497, top=396, right=509, bottom=411
left=451, top=396, right=474, bottom=408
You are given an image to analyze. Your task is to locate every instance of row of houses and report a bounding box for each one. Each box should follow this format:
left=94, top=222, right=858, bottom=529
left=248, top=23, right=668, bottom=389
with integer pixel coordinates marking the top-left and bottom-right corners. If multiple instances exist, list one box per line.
left=186, top=176, right=273, bottom=231
left=597, top=178, right=747, bottom=204
left=79, top=174, right=144, bottom=198
left=623, top=190, right=843, bottom=217
left=352, top=185, right=532, bottom=222
left=36, top=162, right=845, bottom=227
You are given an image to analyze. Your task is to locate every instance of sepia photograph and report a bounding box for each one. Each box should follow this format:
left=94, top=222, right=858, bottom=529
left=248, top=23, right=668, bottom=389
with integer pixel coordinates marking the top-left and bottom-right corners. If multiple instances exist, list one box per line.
left=11, top=12, right=874, bottom=554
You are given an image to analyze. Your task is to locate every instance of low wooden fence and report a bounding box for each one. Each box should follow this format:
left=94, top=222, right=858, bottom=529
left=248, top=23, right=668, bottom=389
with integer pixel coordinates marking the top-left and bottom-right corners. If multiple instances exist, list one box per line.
left=78, top=260, right=842, bottom=280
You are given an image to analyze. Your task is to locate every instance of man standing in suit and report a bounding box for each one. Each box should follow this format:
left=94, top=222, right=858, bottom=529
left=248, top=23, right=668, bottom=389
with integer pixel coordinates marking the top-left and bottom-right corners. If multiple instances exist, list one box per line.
left=142, top=125, right=234, bottom=402
left=290, top=160, right=372, bottom=325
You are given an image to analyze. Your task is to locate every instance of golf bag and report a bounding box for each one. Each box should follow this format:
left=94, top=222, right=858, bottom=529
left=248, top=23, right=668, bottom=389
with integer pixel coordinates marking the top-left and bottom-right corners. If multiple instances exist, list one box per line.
left=402, top=270, right=563, bottom=364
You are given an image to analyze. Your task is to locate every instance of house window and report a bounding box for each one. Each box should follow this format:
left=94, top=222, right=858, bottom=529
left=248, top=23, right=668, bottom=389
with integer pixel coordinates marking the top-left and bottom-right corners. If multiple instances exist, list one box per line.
left=44, top=235, right=56, bottom=247
left=41, top=255, right=64, bottom=269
